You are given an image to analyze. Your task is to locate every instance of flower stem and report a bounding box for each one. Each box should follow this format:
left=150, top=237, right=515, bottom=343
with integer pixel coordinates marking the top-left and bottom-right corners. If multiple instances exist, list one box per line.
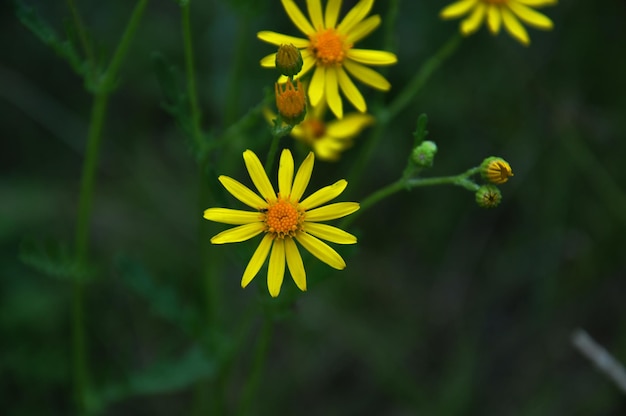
left=71, top=1, right=149, bottom=412
left=348, top=33, right=462, bottom=190
left=342, top=166, right=480, bottom=229
left=181, top=1, right=204, bottom=154
left=237, top=317, right=274, bottom=416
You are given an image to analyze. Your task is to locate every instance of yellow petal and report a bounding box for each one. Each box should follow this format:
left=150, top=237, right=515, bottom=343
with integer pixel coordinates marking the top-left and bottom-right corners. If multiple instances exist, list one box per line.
left=296, top=232, right=346, bottom=270
left=501, top=7, right=530, bottom=45
left=347, top=49, right=397, bottom=66
left=343, top=60, right=391, bottom=91
left=337, top=0, right=373, bottom=34
left=242, top=234, right=273, bottom=288
left=508, top=1, right=553, bottom=30
left=325, top=67, right=343, bottom=119
left=218, top=176, right=268, bottom=209
left=210, top=222, right=265, bottom=244
left=260, top=53, right=276, bottom=68
left=243, top=150, right=277, bottom=202
left=326, top=113, right=374, bottom=138
left=300, top=179, right=347, bottom=210
left=257, top=31, right=310, bottom=48
left=309, top=66, right=326, bottom=106
left=278, top=149, right=294, bottom=198
left=285, top=238, right=306, bottom=291
left=487, top=5, right=502, bottom=34
left=337, top=67, right=366, bottom=112
left=325, top=0, right=343, bottom=29
left=346, top=15, right=381, bottom=43
left=306, top=0, right=324, bottom=31
left=306, top=202, right=359, bottom=222
left=291, top=152, right=315, bottom=202
left=267, top=238, right=286, bottom=297
left=440, top=0, right=478, bottom=20
left=281, top=0, right=315, bottom=35
left=203, top=208, right=260, bottom=225
left=460, top=3, right=486, bottom=35
left=304, top=222, right=356, bottom=244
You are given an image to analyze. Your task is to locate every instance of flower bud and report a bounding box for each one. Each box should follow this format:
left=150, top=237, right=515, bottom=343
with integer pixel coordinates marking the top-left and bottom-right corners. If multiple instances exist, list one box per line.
left=475, top=185, right=502, bottom=208
left=275, top=44, right=303, bottom=77
left=411, top=140, right=438, bottom=168
left=275, top=79, right=306, bottom=126
left=480, top=157, right=514, bottom=184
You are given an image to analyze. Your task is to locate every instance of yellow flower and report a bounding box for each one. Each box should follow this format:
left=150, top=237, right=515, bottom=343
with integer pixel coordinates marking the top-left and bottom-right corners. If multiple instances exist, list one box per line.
left=204, top=149, right=359, bottom=297
left=264, top=100, right=374, bottom=161
left=440, top=0, right=557, bottom=46
left=480, top=156, right=514, bottom=184
left=258, top=0, right=397, bottom=119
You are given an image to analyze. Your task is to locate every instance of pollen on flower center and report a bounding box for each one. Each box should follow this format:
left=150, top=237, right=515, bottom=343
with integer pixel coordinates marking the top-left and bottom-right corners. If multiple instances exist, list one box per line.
left=309, top=28, right=352, bottom=66
left=263, top=198, right=304, bottom=238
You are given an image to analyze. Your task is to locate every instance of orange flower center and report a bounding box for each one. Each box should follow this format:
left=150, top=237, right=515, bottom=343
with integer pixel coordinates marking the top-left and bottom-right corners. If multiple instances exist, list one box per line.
left=309, top=28, right=352, bottom=66
left=303, top=119, right=326, bottom=141
left=262, top=197, right=304, bottom=238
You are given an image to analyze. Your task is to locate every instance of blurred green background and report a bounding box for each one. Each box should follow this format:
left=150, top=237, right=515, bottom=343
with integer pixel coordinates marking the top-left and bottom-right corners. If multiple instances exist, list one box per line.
left=2, top=0, right=626, bottom=415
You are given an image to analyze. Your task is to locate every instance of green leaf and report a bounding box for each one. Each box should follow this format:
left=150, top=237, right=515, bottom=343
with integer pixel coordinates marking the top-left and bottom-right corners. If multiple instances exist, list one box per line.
left=15, top=0, right=85, bottom=77
left=19, top=238, right=93, bottom=282
left=90, top=346, right=217, bottom=412
left=115, top=256, right=195, bottom=334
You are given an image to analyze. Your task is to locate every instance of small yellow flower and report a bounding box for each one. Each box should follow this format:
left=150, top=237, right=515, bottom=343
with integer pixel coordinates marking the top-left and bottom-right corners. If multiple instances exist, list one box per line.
left=440, top=0, right=557, bottom=46
left=480, top=156, right=514, bottom=184
left=204, top=149, right=359, bottom=297
left=258, top=0, right=398, bottom=119
left=265, top=100, right=374, bottom=161
left=275, top=79, right=307, bottom=125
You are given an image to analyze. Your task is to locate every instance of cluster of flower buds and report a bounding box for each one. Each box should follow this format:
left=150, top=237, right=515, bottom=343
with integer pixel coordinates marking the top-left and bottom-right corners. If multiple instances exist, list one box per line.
left=274, top=44, right=306, bottom=126
left=475, top=157, right=514, bottom=208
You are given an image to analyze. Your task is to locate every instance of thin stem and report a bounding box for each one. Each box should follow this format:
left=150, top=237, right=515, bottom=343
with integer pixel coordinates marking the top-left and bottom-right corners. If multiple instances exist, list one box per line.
left=181, top=1, right=204, bottom=152
left=348, top=33, right=462, bottom=190
left=71, top=1, right=149, bottom=413
left=237, top=318, right=274, bottom=416
left=264, top=129, right=285, bottom=172
left=342, top=167, right=480, bottom=229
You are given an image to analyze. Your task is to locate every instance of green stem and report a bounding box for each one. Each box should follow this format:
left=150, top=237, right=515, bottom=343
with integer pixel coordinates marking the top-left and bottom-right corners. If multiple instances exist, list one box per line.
left=342, top=167, right=480, bottom=229
left=66, top=0, right=96, bottom=82
left=348, top=33, right=462, bottom=189
left=237, top=318, right=274, bottom=416
left=264, top=128, right=285, bottom=172
left=181, top=1, right=204, bottom=153
left=71, top=1, right=149, bottom=413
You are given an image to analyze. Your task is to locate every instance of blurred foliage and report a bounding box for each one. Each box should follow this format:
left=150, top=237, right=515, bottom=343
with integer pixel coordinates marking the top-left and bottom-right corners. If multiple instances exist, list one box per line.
left=2, top=0, right=626, bottom=415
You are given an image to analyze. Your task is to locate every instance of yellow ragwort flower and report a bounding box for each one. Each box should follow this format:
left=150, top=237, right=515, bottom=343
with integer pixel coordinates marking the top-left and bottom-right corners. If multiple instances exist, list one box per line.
left=258, top=0, right=397, bottom=119
left=440, top=0, right=557, bottom=46
left=264, top=100, right=374, bottom=161
left=204, top=149, right=359, bottom=297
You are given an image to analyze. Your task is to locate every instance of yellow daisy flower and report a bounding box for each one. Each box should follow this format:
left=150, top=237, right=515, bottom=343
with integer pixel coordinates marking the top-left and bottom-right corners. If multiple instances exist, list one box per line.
left=440, top=0, right=557, bottom=46
left=264, top=100, right=374, bottom=161
left=203, top=149, right=359, bottom=297
left=258, top=0, right=398, bottom=119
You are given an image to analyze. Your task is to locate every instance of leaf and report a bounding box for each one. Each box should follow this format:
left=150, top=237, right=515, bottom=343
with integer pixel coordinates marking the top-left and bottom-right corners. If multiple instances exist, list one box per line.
left=14, top=0, right=85, bottom=77
left=115, top=256, right=195, bottom=334
left=19, top=238, right=93, bottom=282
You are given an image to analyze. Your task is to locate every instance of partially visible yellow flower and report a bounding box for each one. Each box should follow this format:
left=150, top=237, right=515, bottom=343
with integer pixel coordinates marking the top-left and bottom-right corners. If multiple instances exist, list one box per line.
left=258, top=0, right=397, bottom=119
left=275, top=79, right=307, bottom=125
left=264, top=100, right=374, bottom=161
left=440, top=0, right=557, bottom=46
left=203, top=149, right=359, bottom=297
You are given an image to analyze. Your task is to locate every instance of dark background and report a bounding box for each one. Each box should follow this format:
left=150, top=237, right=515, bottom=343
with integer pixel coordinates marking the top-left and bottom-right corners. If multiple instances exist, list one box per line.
left=2, top=0, right=626, bottom=414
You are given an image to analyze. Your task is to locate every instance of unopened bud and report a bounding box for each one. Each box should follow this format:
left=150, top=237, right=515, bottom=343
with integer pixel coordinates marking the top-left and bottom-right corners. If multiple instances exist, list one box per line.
left=475, top=185, right=502, bottom=208
left=411, top=140, right=438, bottom=168
left=275, top=44, right=303, bottom=77
left=275, top=79, right=306, bottom=126
left=480, top=157, right=514, bottom=184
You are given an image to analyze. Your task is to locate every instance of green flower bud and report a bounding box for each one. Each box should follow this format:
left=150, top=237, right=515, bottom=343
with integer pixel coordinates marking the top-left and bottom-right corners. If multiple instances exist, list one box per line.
left=475, top=185, right=502, bottom=208
left=480, top=157, right=514, bottom=184
left=411, top=140, right=438, bottom=168
left=275, top=44, right=303, bottom=77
